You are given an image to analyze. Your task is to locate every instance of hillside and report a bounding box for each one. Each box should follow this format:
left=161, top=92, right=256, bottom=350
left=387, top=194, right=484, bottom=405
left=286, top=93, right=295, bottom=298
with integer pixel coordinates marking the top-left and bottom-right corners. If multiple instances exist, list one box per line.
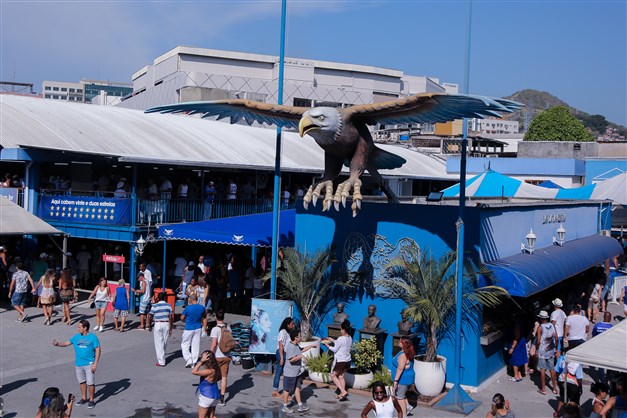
left=503, top=89, right=626, bottom=139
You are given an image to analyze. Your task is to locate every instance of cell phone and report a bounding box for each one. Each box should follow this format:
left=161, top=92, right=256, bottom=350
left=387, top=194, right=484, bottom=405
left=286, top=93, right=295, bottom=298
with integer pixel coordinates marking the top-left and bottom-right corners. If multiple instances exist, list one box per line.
left=68, top=393, right=74, bottom=402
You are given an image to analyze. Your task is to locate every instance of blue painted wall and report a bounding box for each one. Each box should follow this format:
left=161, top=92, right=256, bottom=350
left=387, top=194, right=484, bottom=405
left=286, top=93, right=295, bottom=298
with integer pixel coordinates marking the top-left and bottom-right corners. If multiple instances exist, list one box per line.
left=585, top=159, right=627, bottom=184
left=447, top=157, right=585, bottom=176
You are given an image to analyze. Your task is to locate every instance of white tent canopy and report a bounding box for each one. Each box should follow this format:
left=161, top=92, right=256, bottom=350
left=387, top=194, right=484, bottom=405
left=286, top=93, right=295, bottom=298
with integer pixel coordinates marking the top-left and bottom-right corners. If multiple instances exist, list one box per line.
left=566, top=320, right=627, bottom=372
left=591, top=172, right=627, bottom=205
left=0, top=198, right=63, bottom=235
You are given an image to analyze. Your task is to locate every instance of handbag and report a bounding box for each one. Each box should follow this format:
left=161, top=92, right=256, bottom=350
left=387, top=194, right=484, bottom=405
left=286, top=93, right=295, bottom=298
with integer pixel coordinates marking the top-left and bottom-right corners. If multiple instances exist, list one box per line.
left=89, top=300, right=96, bottom=309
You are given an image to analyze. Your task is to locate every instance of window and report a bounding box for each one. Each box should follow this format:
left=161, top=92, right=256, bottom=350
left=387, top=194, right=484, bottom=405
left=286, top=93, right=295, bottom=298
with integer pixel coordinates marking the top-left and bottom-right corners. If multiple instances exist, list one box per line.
left=77, top=89, right=83, bottom=93
left=45, top=86, right=51, bottom=91
left=293, top=98, right=312, bottom=107
left=52, top=87, right=59, bottom=91
left=61, top=87, right=67, bottom=92
left=53, top=95, right=59, bottom=99
left=69, top=88, right=75, bottom=93
left=45, top=94, right=51, bottom=98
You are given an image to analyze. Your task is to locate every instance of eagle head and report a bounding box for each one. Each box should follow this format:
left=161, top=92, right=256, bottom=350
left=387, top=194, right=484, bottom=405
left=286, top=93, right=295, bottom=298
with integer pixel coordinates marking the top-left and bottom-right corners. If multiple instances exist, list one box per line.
left=298, top=107, right=341, bottom=145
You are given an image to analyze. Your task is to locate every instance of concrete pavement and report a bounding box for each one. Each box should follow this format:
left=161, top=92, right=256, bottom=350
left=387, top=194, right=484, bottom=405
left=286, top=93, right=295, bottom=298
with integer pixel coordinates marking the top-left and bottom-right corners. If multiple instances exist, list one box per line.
left=0, top=300, right=624, bottom=417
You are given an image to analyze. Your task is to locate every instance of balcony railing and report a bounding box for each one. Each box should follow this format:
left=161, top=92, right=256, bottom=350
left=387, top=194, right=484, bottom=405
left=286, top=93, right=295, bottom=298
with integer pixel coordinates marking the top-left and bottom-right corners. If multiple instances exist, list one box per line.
left=39, top=189, right=295, bottom=225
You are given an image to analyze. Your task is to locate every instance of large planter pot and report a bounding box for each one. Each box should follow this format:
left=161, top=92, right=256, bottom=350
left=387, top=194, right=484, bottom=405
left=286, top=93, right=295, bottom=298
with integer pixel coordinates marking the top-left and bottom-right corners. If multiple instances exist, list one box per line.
left=299, top=337, right=320, bottom=359
left=344, top=368, right=374, bottom=390
left=414, top=355, right=447, bottom=397
left=307, top=370, right=331, bottom=384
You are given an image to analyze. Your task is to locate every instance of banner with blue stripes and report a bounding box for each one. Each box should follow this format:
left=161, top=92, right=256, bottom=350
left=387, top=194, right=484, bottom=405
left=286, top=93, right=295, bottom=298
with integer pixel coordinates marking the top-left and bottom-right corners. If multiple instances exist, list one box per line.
left=39, top=196, right=132, bottom=225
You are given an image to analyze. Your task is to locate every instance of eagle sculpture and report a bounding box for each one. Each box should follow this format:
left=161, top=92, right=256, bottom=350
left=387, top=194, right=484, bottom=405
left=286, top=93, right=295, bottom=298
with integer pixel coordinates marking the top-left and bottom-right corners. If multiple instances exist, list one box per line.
left=146, top=93, right=521, bottom=216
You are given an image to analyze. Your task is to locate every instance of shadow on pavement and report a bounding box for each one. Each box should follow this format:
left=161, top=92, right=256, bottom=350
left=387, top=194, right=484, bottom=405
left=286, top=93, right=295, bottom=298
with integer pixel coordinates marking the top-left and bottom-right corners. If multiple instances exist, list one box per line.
left=95, top=378, right=131, bottom=403
left=227, top=373, right=254, bottom=403
left=0, top=377, right=37, bottom=396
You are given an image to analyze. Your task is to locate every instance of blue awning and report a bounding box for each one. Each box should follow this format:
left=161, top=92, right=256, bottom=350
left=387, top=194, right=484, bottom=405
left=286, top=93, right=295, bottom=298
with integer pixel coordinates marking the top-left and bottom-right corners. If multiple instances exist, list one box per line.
left=157, top=210, right=295, bottom=247
left=484, top=234, right=623, bottom=297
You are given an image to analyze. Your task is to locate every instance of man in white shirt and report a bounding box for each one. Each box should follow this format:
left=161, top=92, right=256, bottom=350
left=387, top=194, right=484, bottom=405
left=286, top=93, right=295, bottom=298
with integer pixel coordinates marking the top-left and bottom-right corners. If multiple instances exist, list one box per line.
left=564, top=304, right=590, bottom=350
left=550, top=298, right=567, bottom=351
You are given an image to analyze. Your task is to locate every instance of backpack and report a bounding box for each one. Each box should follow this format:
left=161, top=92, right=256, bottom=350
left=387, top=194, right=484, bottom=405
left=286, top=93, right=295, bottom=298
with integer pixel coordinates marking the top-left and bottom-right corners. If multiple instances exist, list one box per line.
left=218, top=325, right=236, bottom=354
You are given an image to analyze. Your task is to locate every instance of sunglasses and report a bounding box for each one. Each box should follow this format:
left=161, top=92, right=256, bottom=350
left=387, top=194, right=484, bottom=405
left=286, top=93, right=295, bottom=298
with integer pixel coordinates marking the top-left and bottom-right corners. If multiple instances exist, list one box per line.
left=373, top=391, right=385, bottom=395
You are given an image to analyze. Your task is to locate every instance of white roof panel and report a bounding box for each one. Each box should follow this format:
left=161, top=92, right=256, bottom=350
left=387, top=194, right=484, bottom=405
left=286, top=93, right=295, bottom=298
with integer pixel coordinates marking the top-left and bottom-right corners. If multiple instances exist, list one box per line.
left=0, top=95, right=452, bottom=180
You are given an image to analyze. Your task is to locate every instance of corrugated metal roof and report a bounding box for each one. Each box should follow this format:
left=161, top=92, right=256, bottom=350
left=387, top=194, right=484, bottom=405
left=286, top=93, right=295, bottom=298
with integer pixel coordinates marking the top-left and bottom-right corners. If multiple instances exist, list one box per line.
left=0, top=95, right=453, bottom=180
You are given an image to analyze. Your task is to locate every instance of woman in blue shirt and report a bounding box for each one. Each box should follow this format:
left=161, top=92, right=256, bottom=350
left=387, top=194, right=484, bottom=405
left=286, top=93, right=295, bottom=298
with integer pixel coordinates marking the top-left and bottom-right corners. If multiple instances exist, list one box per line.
left=392, top=336, right=415, bottom=416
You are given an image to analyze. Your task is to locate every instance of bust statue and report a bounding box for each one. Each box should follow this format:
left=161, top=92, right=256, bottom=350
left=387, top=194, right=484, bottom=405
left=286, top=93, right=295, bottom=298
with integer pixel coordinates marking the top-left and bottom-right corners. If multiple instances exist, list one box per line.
left=363, top=304, right=381, bottom=330
left=333, top=302, right=349, bottom=324
left=397, top=312, right=413, bottom=335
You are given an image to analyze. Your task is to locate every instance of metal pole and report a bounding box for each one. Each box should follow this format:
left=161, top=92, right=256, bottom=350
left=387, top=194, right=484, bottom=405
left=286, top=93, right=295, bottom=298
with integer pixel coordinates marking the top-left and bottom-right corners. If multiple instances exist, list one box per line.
left=270, top=0, right=287, bottom=300
left=435, top=1, right=480, bottom=413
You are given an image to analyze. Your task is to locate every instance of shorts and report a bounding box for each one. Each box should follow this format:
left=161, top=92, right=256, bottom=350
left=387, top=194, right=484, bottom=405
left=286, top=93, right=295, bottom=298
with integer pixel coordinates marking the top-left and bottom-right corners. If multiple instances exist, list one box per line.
left=283, top=375, right=302, bottom=393
left=558, top=382, right=581, bottom=404
left=217, top=357, right=231, bottom=377
left=11, top=292, right=26, bottom=307
left=139, top=299, right=151, bottom=314
left=95, top=300, right=108, bottom=309
left=537, top=356, right=555, bottom=370
left=113, top=309, right=129, bottom=318
left=60, top=289, right=74, bottom=303
left=332, top=361, right=350, bottom=376
left=588, top=298, right=600, bottom=310
left=198, top=393, right=218, bottom=408
left=75, top=365, right=95, bottom=386
left=396, top=383, right=410, bottom=400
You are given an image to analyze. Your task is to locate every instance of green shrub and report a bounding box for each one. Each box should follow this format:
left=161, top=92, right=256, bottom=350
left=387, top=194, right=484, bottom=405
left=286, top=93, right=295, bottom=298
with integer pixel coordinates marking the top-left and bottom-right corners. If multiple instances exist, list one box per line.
left=351, top=338, right=382, bottom=373
left=369, top=365, right=393, bottom=387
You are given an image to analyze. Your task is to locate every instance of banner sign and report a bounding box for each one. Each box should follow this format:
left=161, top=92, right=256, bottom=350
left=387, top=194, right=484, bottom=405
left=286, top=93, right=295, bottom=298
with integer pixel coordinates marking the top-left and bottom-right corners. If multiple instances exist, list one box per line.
left=0, top=188, right=19, bottom=202
left=249, top=299, right=293, bottom=354
left=39, top=195, right=132, bottom=225
left=103, top=254, right=125, bottom=264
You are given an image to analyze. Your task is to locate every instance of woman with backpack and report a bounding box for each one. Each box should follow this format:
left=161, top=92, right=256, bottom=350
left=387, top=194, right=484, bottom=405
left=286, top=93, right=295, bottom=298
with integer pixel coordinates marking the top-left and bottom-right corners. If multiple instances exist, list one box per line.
left=210, top=310, right=236, bottom=407
left=535, top=310, right=558, bottom=395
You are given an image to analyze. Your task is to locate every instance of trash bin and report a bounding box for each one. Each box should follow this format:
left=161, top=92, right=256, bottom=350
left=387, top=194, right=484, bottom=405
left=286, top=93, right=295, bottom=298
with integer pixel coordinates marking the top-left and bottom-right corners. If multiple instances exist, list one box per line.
left=153, top=288, right=176, bottom=312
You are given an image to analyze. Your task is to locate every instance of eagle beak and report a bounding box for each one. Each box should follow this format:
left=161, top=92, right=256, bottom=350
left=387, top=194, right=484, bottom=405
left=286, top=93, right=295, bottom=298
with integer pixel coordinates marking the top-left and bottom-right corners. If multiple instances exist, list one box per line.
left=298, top=115, right=315, bottom=137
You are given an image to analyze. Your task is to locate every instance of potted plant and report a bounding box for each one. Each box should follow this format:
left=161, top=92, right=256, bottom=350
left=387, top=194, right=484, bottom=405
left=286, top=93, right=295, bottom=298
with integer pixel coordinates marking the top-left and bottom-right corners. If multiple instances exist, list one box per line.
left=369, top=365, right=394, bottom=395
left=345, top=337, right=383, bottom=390
left=276, top=245, right=354, bottom=356
left=305, top=351, right=333, bottom=383
left=377, top=243, right=509, bottom=397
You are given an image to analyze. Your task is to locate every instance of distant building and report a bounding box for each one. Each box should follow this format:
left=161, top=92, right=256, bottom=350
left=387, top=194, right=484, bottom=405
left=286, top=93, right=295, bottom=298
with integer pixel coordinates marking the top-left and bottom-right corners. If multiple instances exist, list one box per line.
left=470, top=118, right=519, bottom=134
left=118, top=46, right=456, bottom=112
left=42, top=79, right=132, bottom=103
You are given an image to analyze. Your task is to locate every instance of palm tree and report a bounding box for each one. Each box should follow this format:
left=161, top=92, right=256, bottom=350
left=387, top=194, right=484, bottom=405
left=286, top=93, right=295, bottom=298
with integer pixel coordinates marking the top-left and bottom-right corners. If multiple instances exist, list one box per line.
left=376, top=242, right=509, bottom=362
left=278, top=246, right=352, bottom=341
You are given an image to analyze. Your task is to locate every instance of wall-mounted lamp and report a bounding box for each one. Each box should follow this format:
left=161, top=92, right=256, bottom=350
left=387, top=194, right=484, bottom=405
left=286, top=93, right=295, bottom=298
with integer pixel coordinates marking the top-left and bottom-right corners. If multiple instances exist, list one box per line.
left=135, top=233, right=156, bottom=256
left=553, top=224, right=566, bottom=246
left=521, top=229, right=536, bottom=254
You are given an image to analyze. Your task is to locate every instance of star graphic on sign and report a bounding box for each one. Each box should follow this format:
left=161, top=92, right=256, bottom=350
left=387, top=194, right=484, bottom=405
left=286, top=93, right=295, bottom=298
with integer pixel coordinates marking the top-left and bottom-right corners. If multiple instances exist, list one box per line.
left=91, top=214, right=95, bottom=219
left=109, top=215, right=114, bottom=220
left=97, top=215, right=101, bottom=219
left=104, top=208, right=109, bottom=214
left=55, top=211, right=59, bottom=216
left=79, top=214, right=83, bottom=218
left=79, top=207, right=84, bottom=212
left=73, top=213, right=77, bottom=218
left=98, top=208, right=102, bottom=213
left=61, top=207, right=66, bottom=211
left=111, top=209, right=115, bottom=214
left=74, top=207, right=78, bottom=211
left=61, top=212, right=65, bottom=217
left=49, top=211, right=54, bottom=216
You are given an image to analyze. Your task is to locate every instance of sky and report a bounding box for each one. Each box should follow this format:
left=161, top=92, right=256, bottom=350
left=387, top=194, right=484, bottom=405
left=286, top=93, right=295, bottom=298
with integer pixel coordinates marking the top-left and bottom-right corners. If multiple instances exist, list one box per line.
left=1, top=1, right=625, bottom=126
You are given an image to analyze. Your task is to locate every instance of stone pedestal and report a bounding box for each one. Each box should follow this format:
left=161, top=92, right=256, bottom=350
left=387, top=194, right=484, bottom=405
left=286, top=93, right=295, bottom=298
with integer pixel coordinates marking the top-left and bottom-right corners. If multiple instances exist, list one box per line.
left=327, top=324, right=355, bottom=339
left=359, top=328, right=387, bottom=360
left=391, top=333, right=417, bottom=357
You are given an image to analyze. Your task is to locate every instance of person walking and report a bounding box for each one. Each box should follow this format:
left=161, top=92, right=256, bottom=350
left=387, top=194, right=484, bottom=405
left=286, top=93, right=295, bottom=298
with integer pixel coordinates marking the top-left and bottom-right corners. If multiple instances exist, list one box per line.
left=133, top=272, right=151, bottom=331
left=181, top=294, right=206, bottom=368
left=52, top=319, right=101, bottom=409
left=507, top=316, right=528, bottom=382
left=392, top=335, right=415, bottom=415
left=321, top=319, right=352, bottom=402
left=33, top=269, right=56, bottom=325
left=535, top=310, right=558, bottom=395
left=281, top=329, right=312, bottom=413
left=361, top=381, right=403, bottom=418
left=149, top=292, right=173, bottom=367
left=192, top=350, right=222, bottom=418
left=486, top=393, right=515, bottom=418
left=58, top=270, right=76, bottom=326
left=564, top=304, right=590, bottom=350
left=111, top=279, right=130, bottom=332
left=8, top=261, right=35, bottom=322
left=209, top=310, right=232, bottom=406
left=272, top=317, right=296, bottom=398
left=550, top=298, right=567, bottom=352
left=88, top=278, right=111, bottom=332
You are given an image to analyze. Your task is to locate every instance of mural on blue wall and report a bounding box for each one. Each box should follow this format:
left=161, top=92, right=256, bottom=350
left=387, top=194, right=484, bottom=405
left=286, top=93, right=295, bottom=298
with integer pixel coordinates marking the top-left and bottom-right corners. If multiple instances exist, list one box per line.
left=344, top=233, right=424, bottom=298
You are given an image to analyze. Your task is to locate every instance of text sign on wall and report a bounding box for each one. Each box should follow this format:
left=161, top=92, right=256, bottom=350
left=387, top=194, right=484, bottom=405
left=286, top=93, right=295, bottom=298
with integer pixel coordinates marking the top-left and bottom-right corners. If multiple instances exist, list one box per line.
left=39, top=196, right=132, bottom=225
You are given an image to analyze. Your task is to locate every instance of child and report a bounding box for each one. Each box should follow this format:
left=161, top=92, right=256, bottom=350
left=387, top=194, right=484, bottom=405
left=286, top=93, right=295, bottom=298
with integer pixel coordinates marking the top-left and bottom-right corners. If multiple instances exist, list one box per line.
left=281, top=329, right=314, bottom=414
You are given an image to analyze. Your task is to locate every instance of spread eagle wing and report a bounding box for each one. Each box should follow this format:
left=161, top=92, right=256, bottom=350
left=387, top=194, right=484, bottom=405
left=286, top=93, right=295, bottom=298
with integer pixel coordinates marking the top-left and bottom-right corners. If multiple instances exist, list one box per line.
left=342, top=93, right=522, bottom=125
left=145, top=99, right=307, bottom=129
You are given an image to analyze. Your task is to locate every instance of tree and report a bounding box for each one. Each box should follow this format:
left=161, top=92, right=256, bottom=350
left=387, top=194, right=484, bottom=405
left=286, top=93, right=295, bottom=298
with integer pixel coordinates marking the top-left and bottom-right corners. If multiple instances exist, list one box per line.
left=376, top=244, right=509, bottom=362
left=277, top=246, right=354, bottom=341
left=524, top=106, right=595, bottom=141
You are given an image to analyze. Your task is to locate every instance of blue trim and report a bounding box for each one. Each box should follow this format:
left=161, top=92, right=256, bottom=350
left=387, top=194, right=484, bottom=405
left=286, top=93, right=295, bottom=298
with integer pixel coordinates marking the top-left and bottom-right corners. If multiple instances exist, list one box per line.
left=47, top=222, right=136, bottom=242
left=484, top=234, right=623, bottom=297
left=447, top=157, right=585, bottom=176
left=158, top=210, right=295, bottom=247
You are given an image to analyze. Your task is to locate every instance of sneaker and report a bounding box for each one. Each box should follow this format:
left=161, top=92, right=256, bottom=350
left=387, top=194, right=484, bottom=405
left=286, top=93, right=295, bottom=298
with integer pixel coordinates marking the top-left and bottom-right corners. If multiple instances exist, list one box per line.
left=218, top=397, right=226, bottom=407
left=185, top=361, right=192, bottom=368
left=75, top=399, right=88, bottom=406
left=21, top=313, right=28, bottom=322
left=155, top=363, right=165, bottom=367
left=99, top=326, right=105, bottom=332
left=15, top=317, right=22, bottom=322
left=282, top=405, right=294, bottom=414
left=406, top=405, right=414, bottom=416
left=297, top=404, right=310, bottom=412
left=87, top=401, right=95, bottom=409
